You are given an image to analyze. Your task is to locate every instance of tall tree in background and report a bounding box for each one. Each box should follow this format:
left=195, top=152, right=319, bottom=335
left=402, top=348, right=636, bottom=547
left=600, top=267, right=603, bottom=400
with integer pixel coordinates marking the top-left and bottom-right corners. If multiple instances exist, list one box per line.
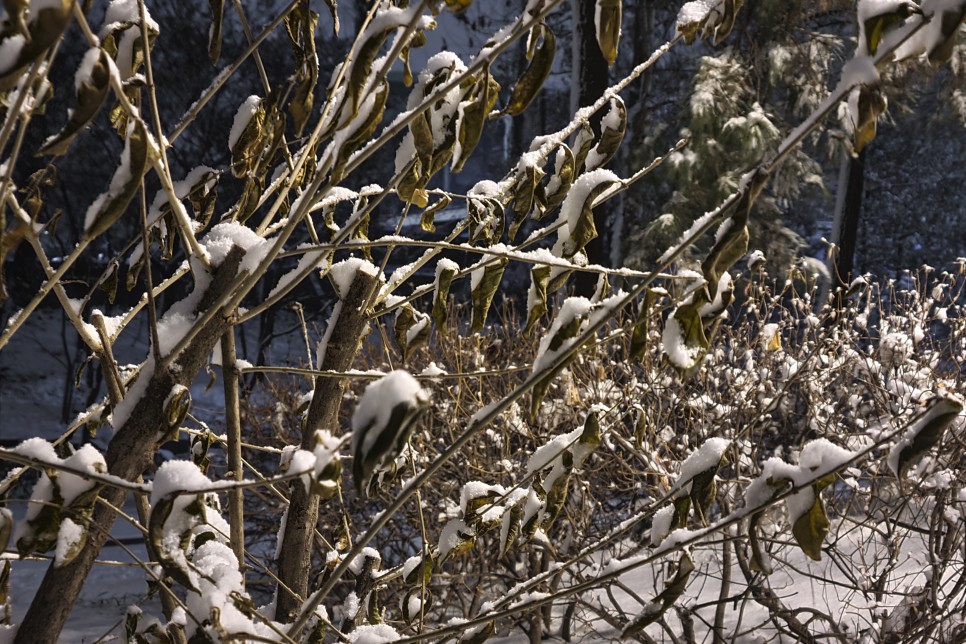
left=571, top=0, right=610, bottom=296
left=621, top=0, right=966, bottom=280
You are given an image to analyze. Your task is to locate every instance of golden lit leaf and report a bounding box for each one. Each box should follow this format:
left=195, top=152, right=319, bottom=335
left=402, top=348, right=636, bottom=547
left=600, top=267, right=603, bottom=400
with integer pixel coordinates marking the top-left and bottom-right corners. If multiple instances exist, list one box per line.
left=208, top=0, right=225, bottom=64
left=505, top=23, right=555, bottom=116
left=595, top=0, right=621, bottom=65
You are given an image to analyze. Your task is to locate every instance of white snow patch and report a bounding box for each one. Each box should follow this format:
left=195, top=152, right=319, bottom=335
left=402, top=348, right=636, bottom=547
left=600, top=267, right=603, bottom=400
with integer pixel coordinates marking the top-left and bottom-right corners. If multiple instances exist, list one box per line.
left=348, top=624, right=401, bottom=643
left=54, top=518, right=85, bottom=567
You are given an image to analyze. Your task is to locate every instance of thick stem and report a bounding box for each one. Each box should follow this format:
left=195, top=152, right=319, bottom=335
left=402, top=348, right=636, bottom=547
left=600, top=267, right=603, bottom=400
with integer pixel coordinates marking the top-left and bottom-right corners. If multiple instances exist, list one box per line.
left=274, top=269, right=378, bottom=622
left=712, top=531, right=732, bottom=643
left=15, top=247, right=247, bottom=643
left=221, top=328, right=246, bottom=575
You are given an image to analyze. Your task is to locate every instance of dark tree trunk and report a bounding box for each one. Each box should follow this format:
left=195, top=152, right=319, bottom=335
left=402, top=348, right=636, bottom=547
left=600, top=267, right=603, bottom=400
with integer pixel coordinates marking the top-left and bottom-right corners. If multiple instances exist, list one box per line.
left=831, top=149, right=865, bottom=306
left=629, top=0, right=654, bottom=140
left=572, top=0, right=611, bottom=296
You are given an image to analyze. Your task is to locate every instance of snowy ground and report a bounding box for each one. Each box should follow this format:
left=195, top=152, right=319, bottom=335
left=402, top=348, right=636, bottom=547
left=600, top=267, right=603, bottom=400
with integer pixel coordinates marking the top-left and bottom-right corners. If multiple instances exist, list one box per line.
left=0, top=309, right=232, bottom=445
left=6, top=511, right=162, bottom=643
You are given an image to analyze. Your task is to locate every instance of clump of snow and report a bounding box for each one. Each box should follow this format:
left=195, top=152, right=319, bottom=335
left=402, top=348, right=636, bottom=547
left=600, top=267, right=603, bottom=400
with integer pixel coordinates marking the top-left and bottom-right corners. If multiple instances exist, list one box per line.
left=742, top=438, right=856, bottom=524
left=201, top=221, right=270, bottom=275
left=653, top=527, right=701, bottom=555
left=54, top=518, right=85, bottom=567
left=837, top=55, right=879, bottom=92
left=347, top=547, right=382, bottom=576
left=348, top=624, right=401, bottom=643
left=677, top=0, right=718, bottom=28
left=857, top=0, right=921, bottom=55
left=11, top=436, right=59, bottom=463
left=650, top=505, right=676, bottom=547
left=12, top=440, right=106, bottom=507
left=342, top=590, right=361, bottom=621
left=459, top=481, right=506, bottom=516
left=184, top=540, right=270, bottom=640
left=100, top=0, right=159, bottom=80
left=73, top=48, right=103, bottom=92
left=435, top=257, right=460, bottom=284
left=526, top=427, right=582, bottom=479
left=552, top=169, right=619, bottom=258
left=662, top=314, right=701, bottom=370
left=532, top=297, right=593, bottom=376
left=420, top=362, right=448, bottom=378
left=698, top=270, right=733, bottom=317
left=402, top=554, right=424, bottom=580
left=585, top=100, right=624, bottom=169
left=761, top=323, right=780, bottom=352
left=0, top=35, right=26, bottom=77
left=328, top=257, right=380, bottom=299
left=103, top=0, right=159, bottom=32
left=413, top=52, right=468, bottom=146
left=151, top=460, right=213, bottom=505
left=281, top=446, right=317, bottom=494
left=312, top=429, right=342, bottom=481
left=394, top=132, right=417, bottom=176
left=59, top=444, right=107, bottom=504
left=893, top=0, right=961, bottom=61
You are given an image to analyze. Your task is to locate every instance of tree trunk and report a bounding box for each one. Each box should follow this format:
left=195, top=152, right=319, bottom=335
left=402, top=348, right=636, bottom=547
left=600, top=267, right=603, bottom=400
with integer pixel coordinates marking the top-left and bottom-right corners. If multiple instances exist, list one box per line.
left=16, top=247, right=248, bottom=643
left=829, top=148, right=865, bottom=307
left=274, top=269, right=378, bottom=622
left=572, top=0, right=611, bottom=296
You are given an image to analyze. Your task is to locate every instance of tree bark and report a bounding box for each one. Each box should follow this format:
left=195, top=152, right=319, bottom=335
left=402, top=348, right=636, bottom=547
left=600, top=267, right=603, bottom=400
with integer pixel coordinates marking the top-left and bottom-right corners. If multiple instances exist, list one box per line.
left=274, top=269, right=378, bottom=622
left=221, top=329, right=246, bottom=573
left=829, top=148, right=865, bottom=307
left=571, top=0, right=611, bottom=296
left=16, top=246, right=247, bottom=643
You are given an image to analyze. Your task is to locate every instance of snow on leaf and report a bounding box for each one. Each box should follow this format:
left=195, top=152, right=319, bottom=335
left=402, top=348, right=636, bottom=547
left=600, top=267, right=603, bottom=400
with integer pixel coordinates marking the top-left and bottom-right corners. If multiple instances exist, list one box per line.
left=351, top=370, right=429, bottom=496
left=438, top=518, right=475, bottom=561
left=894, top=0, right=966, bottom=65
left=584, top=96, right=626, bottom=170
left=54, top=517, right=86, bottom=567
left=38, top=48, right=112, bottom=156
left=84, top=119, right=158, bottom=239
left=888, top=394, right=964, bottom=478
left=432, top=258, right=459, bottom=329
left=857, top=0, right=921, bottom=56
left=552, top=169, right=620, bottom=260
